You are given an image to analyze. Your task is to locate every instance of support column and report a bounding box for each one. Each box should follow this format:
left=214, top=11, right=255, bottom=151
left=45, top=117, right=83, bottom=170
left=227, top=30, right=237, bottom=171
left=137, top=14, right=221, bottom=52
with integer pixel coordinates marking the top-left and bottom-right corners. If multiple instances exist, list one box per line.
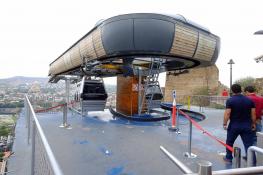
left=116, top=76, right=139, bottom=115
left=138, top=69, right=142, bottom=115
left=59, top=78, right=71, bottom=129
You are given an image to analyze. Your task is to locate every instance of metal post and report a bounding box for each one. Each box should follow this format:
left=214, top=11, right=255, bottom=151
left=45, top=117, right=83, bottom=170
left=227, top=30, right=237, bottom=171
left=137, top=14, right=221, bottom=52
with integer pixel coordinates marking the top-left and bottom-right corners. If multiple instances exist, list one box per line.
left=65, top=78, right=70, bottom=108
left=228, top=59, right=234, bottom=96
left=188, top=121, right=192, bottom=155
left=59, top=104, right=71, bottom=129
left=184, top=120, right=197, bottom=158
left=31, top=120, right=36, bottom=175
left=234, top=147, right=241, bottom=168
left=230, top=64, right=232, bottom=94
left=63, top=105, right=67, bottom=126
left=198, top=160, right=212, bottom=175
left=138, top=69, right=142, bottom=115
left=172, top=98, right=176, bottom=127
left=59, top=78, right=71, bottom=129
left=169, top=90, right=179, bottom=132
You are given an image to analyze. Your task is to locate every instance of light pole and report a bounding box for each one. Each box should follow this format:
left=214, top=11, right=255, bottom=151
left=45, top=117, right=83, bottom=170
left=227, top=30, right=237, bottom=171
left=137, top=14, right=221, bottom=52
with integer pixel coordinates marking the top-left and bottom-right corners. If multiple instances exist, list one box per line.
left=228, top=59, right=235, bottom=95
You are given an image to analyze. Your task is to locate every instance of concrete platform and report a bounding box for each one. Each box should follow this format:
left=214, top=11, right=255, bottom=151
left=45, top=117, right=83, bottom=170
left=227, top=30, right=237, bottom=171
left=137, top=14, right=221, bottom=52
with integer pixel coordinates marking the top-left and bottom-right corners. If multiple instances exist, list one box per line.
left=8, top=107, right=247, bottom=175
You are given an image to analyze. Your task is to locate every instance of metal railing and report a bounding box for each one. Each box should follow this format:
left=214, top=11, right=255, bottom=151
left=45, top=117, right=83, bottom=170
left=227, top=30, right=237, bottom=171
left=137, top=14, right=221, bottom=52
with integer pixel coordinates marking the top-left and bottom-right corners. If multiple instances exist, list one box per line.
left=160, top=145, right=263, bottom=175
left=160, top=146, right=193, bottom=174
left=24, top=95, right=63, bottom=175
left=248, top=146, right=263, bottom=167
left=175, top=95, right=228, bottom=110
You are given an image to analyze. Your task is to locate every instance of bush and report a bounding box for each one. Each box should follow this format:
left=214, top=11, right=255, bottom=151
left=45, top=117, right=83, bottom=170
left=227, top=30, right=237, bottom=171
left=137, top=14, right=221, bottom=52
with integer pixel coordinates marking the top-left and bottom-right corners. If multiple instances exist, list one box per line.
left=210, top=103, right=225, bottom=109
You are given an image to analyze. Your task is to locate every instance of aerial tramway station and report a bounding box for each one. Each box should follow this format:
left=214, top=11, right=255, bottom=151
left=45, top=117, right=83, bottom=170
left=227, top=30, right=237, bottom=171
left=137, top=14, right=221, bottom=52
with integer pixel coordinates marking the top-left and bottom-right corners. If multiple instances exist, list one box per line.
left=48, top=13, right=220, bottom=121
left=10, top=12, right=263, bottom=175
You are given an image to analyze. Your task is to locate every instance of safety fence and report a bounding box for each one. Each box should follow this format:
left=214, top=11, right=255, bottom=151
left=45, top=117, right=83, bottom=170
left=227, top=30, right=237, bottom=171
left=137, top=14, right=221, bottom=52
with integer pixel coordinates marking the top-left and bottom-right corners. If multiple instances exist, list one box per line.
left=35, top=103, right=66, bottom=113
left=178, top=109, right=233, bottom=153
left=31, top=95, right=228, bottom=113
left=24, top=94, right=263, bottom=175
left=24, top=95, right=63, bottom=175
left=176, top=95, right=228, bottom=109
left=164, top=107, right=263, bottom=174
left=34, top=101, right=77, bottom=114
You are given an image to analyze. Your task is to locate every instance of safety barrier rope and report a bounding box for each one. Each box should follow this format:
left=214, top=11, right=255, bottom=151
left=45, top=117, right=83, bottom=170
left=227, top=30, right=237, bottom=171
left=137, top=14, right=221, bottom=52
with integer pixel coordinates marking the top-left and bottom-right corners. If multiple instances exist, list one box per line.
left=35, top=101, right=76, bottom=113
left=178, top=109, right=234, bottom=153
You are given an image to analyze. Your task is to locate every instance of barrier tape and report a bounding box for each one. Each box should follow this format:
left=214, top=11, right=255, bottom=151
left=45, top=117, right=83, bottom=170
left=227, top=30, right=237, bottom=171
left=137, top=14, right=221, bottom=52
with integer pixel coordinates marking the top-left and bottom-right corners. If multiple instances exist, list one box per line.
left=178, top=109, right=234, bottom=153
left=35, top=101, right=76, bottom=113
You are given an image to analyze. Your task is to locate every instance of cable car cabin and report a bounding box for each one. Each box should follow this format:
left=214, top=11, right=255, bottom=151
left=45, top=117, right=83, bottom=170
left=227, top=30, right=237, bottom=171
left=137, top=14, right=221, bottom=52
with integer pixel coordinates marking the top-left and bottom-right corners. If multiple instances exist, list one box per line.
left=78, top=78, right=108, bottom=113
left=145, top=84, right=163, bottom=109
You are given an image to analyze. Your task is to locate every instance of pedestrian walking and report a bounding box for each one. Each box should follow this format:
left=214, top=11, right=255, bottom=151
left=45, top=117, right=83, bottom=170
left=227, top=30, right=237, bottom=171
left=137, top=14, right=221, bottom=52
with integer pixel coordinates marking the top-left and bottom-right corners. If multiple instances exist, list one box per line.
left=223, top=84, right=256, bottom=163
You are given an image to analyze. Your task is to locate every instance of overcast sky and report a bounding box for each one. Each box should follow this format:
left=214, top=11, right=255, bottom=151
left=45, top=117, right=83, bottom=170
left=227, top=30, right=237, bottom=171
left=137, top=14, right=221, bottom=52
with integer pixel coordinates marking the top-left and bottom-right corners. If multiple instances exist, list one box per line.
left=0, top=0, right=263, bottom=87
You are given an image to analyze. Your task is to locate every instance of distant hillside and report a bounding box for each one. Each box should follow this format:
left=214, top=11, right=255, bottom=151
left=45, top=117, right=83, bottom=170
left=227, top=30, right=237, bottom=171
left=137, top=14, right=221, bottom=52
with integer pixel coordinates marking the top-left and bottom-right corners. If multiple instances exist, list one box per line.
left=0, top=76, right=49, bottom=85
left=0, top=76, right=117, bottom=88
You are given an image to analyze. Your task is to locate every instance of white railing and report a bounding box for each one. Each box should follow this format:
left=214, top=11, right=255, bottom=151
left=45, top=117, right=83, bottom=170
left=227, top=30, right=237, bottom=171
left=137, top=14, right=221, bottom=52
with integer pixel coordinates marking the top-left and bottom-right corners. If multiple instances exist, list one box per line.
left=247, top=146, right=263, bottom=167
left=160, top=146, right=263, bottom=175
left=24, top=95, right=63, bottom=175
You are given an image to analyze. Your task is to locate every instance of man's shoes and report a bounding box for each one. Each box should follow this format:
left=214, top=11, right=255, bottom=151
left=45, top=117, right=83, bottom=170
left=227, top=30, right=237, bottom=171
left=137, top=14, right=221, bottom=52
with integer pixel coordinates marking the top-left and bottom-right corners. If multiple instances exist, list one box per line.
left=223, top=156, right=232, bottom=164
left=242, top=156, right=247, bottom=161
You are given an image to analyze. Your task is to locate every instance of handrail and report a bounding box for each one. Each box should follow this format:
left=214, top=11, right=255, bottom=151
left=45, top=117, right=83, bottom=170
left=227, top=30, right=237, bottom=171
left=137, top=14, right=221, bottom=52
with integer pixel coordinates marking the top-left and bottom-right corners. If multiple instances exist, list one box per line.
left=160, top=146, right=193, bottom=174
left=160, top=144, right=263, bottom=175
left=247, top=146, right=263, bottom=167
left=256, top=132, right=263, bottom=137
left=25, top=95, right=63, bottom=175
left=213, top=166, right=263, bottom=175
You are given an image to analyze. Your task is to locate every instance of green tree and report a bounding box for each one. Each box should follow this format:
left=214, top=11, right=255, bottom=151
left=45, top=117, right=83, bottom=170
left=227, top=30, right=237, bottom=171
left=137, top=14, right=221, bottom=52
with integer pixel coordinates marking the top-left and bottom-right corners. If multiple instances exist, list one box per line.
left=234, top=77, right=256, bottom=90
left=0, top=125, right=11, bottom=137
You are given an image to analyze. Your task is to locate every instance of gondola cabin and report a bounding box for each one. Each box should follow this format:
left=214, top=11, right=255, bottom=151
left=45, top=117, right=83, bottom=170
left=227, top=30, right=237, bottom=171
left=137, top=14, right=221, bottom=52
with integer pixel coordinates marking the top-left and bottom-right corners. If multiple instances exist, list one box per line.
left=78, top=77, right=108, bottom=113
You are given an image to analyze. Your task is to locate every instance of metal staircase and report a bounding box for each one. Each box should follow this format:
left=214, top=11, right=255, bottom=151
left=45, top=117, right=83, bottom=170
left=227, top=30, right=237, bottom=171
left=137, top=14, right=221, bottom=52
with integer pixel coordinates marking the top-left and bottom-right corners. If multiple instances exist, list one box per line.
left=138, top=58, right=163, bottom=114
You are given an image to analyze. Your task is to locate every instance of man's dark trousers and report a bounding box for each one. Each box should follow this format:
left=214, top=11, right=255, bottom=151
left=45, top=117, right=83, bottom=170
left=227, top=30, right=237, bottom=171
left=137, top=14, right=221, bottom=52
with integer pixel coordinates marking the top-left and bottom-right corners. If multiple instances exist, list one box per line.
left=226, top=124, right=254, bottom=160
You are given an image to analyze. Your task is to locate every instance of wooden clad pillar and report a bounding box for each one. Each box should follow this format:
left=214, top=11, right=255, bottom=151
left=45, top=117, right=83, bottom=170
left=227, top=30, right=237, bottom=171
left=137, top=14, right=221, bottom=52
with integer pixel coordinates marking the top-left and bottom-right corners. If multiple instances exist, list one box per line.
left=116, top=76, right=139, bottom=115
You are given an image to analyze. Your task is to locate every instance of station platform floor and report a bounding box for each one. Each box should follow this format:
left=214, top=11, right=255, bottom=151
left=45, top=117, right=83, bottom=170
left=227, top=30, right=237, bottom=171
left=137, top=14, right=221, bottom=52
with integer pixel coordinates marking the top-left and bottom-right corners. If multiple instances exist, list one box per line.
left=8, top=107, right=247, bottom=175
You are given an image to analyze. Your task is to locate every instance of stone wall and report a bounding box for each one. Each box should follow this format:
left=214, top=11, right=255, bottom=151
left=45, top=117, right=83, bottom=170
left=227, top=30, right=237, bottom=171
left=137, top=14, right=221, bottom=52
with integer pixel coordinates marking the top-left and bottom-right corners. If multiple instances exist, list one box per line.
left=164, top=65, right=219, bottom=102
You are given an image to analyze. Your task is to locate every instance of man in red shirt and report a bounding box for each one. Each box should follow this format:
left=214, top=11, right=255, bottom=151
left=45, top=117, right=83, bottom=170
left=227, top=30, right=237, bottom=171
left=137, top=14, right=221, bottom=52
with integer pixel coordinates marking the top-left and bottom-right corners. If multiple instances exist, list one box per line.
left=244, top=86, right=263, bottom=133
left=222, top=89, right=229, bottom=97
left=244, top=86, right=263, bottom=165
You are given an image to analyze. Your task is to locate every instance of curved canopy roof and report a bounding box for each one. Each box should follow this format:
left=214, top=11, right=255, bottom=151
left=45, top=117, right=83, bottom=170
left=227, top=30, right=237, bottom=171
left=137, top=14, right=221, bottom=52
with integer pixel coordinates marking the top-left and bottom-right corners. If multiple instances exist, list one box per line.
left=49, top=13, right=220, bottom=78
